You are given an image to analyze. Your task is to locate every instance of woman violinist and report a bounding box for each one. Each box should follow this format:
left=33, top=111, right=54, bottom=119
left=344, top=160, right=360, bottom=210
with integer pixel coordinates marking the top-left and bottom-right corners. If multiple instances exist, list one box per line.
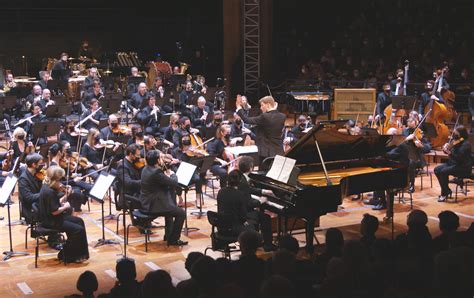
left=79, top=128, right=105, bottom=181
left=11, top=127, right=35, bottom=163
left=49, top=142, right=91, bottom=212
left=207, top=124, right=239, bottom=188
left=38, top=166, right=89, bottom=263
left=434, top=125, right=472, bottom=202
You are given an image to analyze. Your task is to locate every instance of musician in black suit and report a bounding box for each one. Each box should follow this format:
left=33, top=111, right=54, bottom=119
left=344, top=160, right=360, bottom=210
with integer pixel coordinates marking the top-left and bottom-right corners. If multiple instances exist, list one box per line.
left=82, top=81, right=103, bottom=108
left=129, top=82, right=148, bottom=113
left=99, top=114, right=122, bottom=140
left=191, top=96, right=210, bottom=129
left=375, top=82, right=393, bottom=121
left=139, top=150, right=188, bottom=246
left=38, top=71, right=51, bottom=90
left=137, top=93, right=162, bottom=137
left=83, top=68, right=100, bottom=92
left=80, top=99, right=105, bottom=130
left=172, top=116, right=198, bottom=148
left=178, top=81, right=194, bottom=118
left=51, top=52, right=71, bottom=81
left=18, top=153, right=45, bottom=223
left=435, top=126, right=472, bottom=202
left=236, top=96, right=286, bottom=165
left=217, top=170, right=276, bottom=251
left=116, top=144, right=142, bottom=209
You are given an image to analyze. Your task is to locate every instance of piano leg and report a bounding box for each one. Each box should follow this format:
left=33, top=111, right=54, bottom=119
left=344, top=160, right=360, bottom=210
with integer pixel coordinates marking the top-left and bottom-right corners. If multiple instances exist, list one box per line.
left=305, top=218, right=315, bottom=255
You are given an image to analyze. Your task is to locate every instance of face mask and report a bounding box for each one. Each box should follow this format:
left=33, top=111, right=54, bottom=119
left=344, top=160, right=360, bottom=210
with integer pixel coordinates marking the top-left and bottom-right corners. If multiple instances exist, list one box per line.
left=182, top=139, right=191, bottom=146
left=17, top=135, right=25, bottom=140
left=111, top=123, right=118, bottom=128
left=95, top=136, right=100, bottom=143
left=68, top=126, right=75, bottom=133
left=299, top=123, right=306, bottom=129
left=184, top=124, right=191, bottom=131
left=235, top=119, right=242, bottom=126
left=36, top=164, right=45, bottom=172
left=214, top=118, right=222, bottom=125
left=453, top=134, right=460, bottom=140
left=224, top=134, right=230, bottom=141
left=66, top=148, right=72, bottom=155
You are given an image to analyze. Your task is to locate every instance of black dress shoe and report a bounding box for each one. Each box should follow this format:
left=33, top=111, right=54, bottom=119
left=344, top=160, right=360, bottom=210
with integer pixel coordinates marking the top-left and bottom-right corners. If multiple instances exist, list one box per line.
left=409, top=185, right=415, bottom=193
left=364, top=198, right=380, bottom=205
left=168, top=239, right=188, bottom=246
left=372, top=204, right=387, bottom=210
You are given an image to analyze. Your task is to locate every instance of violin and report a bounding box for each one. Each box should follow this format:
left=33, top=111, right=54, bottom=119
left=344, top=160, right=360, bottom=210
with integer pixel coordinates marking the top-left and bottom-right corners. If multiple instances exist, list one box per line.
left=35, top=168, right=46, bottom=180
left=443, top=137, right=464, bottom=154
left=112, top=124, right=132, bottom=135
left=59, top=157, right=76, bottom=173
left=133, top=157, right=146, bottom=170
left=94, top=140, right=121, bottom=149
left=70, top=127, right=88, bottom=137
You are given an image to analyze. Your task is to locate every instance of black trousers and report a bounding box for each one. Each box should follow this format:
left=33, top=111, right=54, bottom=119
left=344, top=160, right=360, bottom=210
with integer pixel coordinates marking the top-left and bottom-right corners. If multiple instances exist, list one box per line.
left=246, top=210, right=273, bottom=246
left=211, top=164, right=227, bottom=188
left=144, top=206, right=185, bottom=243
left=55, top=215, right=89, bottom=262
left=434, top=163, right=470, bottom=196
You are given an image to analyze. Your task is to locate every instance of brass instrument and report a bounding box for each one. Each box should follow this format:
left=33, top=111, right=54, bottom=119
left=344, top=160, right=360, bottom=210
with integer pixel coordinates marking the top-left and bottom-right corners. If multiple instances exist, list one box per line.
left=179, top=62, right=190, bottom=74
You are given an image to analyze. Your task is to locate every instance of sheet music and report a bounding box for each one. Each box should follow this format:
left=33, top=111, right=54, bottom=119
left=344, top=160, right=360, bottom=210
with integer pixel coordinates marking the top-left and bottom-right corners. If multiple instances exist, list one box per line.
left=225, top=145, right=258, bottom=156
left=266, top=155, right=296, bottom=183
left=176, top=162, right=197, bottom=187
left=89, top=174, right=116, bottom=202
left=0, top=175, right=18, bottom=205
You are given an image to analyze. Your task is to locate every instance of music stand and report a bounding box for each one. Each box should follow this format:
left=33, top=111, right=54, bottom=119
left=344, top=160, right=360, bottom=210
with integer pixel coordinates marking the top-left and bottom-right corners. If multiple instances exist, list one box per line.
left=38, top=142, right=54, bottom=160
left=1, top=174, right=29, bottom=260
left=0, top=96, right=17, bottom=110
left=175, top=161, right=199, bottom=236
left=127, top=77, right=146, bottom=88
left=189, top=155, right=216, bottom=218
left=391, top=96, right=417, bottom=111
left=159, top=113, right=172, bottom=128
left=47, top=79, right=68, bottom=95
left=51, top=95, right=68, bottom=105
left=32, top=121, right=61, bottom=141
left=104, top=92, right=124, bottom=101
left=203, top=126, right=217, bottom=141
left=89, top=172, right=120, bottom=247
left=170, top=74, right=186, bottom=90
left=45, top=104, right=72, bottom=119
left=101, top=99, right=122, bottom=115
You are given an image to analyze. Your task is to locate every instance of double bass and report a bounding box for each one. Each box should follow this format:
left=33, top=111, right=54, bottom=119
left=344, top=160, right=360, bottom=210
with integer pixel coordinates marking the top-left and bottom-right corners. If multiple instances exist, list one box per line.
left=424, top=68, right=449, bottom=148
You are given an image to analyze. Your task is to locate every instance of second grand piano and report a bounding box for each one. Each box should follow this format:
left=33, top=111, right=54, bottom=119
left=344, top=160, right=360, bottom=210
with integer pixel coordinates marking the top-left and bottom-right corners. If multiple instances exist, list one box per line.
left=249, top=123, right=408, bottom=253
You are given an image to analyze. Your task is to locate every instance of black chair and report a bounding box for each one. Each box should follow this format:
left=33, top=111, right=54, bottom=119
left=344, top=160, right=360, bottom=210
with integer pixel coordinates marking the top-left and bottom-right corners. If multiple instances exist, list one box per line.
left=204, top=211, right=240, bottom=259
left=30, top=203, right=65, bottom=268
left=449, top=171, right=474, bottom=202
left=125, top=195, right=163, bottom=252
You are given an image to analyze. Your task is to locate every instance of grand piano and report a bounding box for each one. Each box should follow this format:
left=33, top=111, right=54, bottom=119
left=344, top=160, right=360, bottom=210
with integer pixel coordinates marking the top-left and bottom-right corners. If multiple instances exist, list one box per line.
left=249, top=122, right=408, bottom=253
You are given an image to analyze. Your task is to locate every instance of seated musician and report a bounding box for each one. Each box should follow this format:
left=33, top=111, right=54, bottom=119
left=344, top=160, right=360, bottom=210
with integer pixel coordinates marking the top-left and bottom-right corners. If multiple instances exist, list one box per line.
left=11, top=127, right=35, bottom=163
left=59, top=118, right=81, bottom=152
left=116, top=144, right=143, bottom=208
left=80, top=128, right=107, bottom=181
left=125, top=67, right=141, bottom=96
left=48, top=143, right=89, bottom=212
left=38, top=71, right=51, bottom=90
left=418, top=80, right=435, bottom=117
left=178, top=81, right=195, bottom=118
left=137, top=93, right=162, bottom=137
left=217, top=170, right=276, bottom=252
left=38, top=166, right=89, bottom=263
left=38, top=88, right=55, bottom=112
left=435, top=125, right=472, bottom=202
left=230, top=112, right=256, bottom=144
left=207, top=124, right=240, bottom=188
left=82, top=81, right=104, bottom=108
left=139, top=150, right=188, bottom=246
left=83, top=67, right=100, bottom=92
left=236, top=94, right=251, bottom=118
left=374, top=82, right=393, bottom=123
left=284, top=115, right=312, bottom=146
left=0, top=150, right=13, bottom=186
left=22, top=104, right=46, bottom=143
left=129, top=82, right=148, bottom=113
left=193, top=75, right=207, bottom=94
left=0, top=73, right=16, bottom=95
left=402, top=117, right=431, bottom=193
left=172, top=116, right=199, bottom=148
left=100, top=114, right=123, bottom=140
left=80, top=99, right=105, bottom=130
left=191, top=96, right=210, bottom=129
left=172, top=134, right=204, bottom=207
left=18, top=153, right=45, bottom=223
left=337, top=119, right=361, bottom=136
left=162, top=114, right=180, bottom=148
left=25, top=84, right=43, bottom=107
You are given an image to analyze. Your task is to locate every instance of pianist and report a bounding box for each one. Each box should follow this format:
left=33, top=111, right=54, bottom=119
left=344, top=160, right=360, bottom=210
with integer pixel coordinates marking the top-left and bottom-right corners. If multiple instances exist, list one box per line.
left=217, top=170, right=277, bottom=252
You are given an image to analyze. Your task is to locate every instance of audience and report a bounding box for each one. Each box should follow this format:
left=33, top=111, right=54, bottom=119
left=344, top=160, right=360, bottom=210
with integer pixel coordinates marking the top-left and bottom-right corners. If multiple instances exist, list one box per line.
left=69, top=209, right=473, bottom=298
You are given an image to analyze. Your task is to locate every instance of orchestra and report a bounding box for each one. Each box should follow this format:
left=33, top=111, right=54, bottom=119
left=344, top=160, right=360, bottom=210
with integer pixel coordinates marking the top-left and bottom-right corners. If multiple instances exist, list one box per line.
left=0, top=48, right=472, bottom=268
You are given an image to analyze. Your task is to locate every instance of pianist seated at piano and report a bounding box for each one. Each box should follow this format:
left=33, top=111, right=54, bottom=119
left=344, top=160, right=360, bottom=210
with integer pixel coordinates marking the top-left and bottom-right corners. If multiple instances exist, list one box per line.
left=217, top=170, right=277, bottom=252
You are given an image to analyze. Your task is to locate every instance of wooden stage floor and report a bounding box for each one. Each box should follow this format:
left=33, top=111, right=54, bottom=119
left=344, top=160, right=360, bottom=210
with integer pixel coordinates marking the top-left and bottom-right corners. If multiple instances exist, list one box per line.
left=0, top=165, right=473, bottom=297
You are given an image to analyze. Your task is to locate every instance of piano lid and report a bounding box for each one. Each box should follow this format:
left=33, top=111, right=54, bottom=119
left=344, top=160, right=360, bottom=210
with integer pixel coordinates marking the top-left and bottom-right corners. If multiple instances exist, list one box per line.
left=286, top=123, right=391, bottom=166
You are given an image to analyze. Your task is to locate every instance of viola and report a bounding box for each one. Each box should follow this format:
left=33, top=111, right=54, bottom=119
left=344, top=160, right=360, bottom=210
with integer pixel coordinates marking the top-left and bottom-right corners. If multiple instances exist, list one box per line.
left=133, top=158, right=146, bottom=170
left=112, top=124, right=132, bottom=135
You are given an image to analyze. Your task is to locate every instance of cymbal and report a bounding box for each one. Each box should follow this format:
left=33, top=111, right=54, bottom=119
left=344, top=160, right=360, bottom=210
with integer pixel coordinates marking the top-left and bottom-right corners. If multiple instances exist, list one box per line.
left=103, top=70, right=113, bottom=74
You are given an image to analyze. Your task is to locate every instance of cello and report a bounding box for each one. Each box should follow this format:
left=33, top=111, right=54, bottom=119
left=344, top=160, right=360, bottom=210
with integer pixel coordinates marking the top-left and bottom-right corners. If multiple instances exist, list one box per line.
left=436, top=67, right=457, bottom=121
left=424, top=69, right=449, bottom=148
